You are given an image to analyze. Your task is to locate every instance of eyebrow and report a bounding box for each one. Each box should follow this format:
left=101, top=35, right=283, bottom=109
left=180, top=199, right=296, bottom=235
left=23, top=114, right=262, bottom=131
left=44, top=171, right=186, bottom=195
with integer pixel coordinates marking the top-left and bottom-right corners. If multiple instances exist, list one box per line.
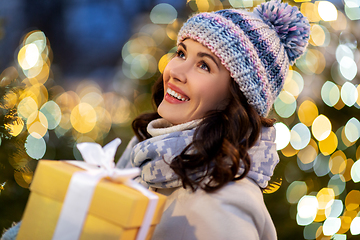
left=178, top=42, right=221, bottom=70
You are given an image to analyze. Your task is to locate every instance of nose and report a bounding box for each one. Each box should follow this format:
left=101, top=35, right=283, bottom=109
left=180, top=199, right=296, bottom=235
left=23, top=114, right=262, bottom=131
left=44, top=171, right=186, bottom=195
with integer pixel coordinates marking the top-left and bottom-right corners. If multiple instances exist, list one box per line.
left=169, top=61, right=187, bottom=83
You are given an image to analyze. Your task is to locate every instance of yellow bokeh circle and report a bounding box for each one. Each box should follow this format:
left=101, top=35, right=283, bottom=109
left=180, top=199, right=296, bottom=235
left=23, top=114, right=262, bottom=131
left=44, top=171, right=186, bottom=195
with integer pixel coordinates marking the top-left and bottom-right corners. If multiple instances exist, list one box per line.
left=298, top=139, right=318, bottom=165
left=27, top=111, right=48, bottom=139
left=158, top=53, right=173, bottom=73
left=17, top=96, right=38, bottom=119
left=298, top=100, right=319, bottom=126
left=70, top=103, right=97, bottom=133
left=329, top=150, right=347, bottom=175
left=317, top=188, right=335, bottom=210
left=319, top=131, right=338, bottom=156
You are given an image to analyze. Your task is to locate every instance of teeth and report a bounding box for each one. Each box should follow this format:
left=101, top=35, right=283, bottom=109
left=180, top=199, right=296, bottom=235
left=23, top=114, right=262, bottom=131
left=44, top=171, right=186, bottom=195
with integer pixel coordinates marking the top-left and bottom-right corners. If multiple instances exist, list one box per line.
left=167, top=88, right=189, bottom=101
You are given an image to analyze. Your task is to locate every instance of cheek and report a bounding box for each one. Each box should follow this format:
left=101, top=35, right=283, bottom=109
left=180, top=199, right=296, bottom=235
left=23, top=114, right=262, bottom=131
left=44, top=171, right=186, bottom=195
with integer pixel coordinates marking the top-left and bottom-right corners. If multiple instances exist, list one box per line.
left=162, top=70, right=169, bottom=86
left=201, top=80, right=230, bottom=108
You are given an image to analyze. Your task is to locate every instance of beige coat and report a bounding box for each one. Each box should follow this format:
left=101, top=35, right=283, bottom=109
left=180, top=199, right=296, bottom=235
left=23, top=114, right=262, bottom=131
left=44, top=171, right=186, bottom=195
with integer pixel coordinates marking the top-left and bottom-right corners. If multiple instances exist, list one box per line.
left=151, top=177, right=277, bottom=240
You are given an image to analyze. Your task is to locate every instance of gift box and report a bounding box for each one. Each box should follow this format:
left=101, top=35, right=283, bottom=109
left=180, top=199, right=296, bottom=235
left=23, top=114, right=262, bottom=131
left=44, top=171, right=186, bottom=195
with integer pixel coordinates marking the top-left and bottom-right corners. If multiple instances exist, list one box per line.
left=17, top=160, right=166, bottom=240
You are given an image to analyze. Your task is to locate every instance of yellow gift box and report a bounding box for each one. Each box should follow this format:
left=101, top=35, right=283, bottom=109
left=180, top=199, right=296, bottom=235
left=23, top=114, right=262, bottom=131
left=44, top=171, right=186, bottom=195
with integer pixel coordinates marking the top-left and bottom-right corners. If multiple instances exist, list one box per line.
left=17, top=160, right=166, bottom=240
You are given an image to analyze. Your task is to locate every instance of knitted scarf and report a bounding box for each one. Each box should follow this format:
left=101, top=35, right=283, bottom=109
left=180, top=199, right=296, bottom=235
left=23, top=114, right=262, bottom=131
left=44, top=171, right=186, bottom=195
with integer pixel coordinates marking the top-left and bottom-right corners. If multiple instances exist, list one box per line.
left=116, top=118, right=279, bottom=189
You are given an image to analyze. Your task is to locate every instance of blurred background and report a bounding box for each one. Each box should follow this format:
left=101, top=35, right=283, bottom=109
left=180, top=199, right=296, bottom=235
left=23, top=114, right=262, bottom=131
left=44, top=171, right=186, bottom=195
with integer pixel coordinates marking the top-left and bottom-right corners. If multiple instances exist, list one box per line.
left=0, top=0, right=360, bottom=239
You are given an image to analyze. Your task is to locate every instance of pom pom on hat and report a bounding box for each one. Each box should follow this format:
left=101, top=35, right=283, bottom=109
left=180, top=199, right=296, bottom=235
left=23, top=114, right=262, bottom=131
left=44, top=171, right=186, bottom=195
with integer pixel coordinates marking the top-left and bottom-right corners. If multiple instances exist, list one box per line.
left=177, top=0, right=310, bottom=117
left=254, top=0, right=310, bottom=64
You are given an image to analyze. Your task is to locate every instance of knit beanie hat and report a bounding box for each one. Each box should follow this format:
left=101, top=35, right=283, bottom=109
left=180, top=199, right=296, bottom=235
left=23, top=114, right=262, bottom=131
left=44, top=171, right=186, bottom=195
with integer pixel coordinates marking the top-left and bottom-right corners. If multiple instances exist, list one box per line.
left=177, top=0, right=310, bottom=117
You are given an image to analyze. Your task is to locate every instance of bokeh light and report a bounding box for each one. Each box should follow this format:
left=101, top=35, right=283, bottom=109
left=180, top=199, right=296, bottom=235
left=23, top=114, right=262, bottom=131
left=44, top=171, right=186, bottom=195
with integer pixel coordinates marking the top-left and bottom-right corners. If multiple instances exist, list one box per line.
left=14, top=169, right=33, bottom=189
left=150, top=3, right=177, bottom=24
left=303, top=222, right=322, bottom=240
left=341, top=158, right=354, bottom=182
left=17, top=97, right=38, bottom=119
left=70, top=103, right=97, bottom=134
left=341, top=82, right=358, bottom=107
left=338, top=126, right=356, bottom=149
left=17, top=30, right=51, bottom=83
left=319, top=131, right=338, bottom=156
left=336, top=44, right=354, bottom=63
left=318, top=1, right=338, bottom=21
left=309, top=24, right=330, bottom=47
left=298, top=100, right=318, bottom=126
left=18, top=44, right=40, bottom=70
left=330, top=11, right=347, bottom=31
left=351, top=160, right=360, bottom=183
left=24, top=31, right=47, bottom=51
left=321, top=81, right=340, bottom=107
left=39, top=101, right=61, bottom=130
left=287, top=181, right=307, bottom=204
left=296, top=48, right=326, bottom=75
left=103, top=93, right=133, bottom=126
left=329, top=150, right=347, bottom=175
left=290, top=123, right=311, bottom=150
left=345, top=190, right=360, bottom=211
left=123, top=53, right=157, bottom=80
left=301, top=2, right=321, bottom=23
left=344, top=117, right=360, bottom=143
left=229, top=0, right=253, bottom=8
left=165, top=21, right=181, bottom=41
left=344, top=0, right=360, bottom=20
left=323, top=217, right=341, bottom=236
left=317, top=188, right=335, bottom=215
left=314, top=154, right=331, bottom=177
left=333, top=234, right=347, bottom=240
left=274, top=91, right=297, bottom=118
left=298, top=139, right=318, bottom=166
left=297, top=195, right=318, bottom=226
left=274, top=122, right=290, bottom=150
left=283, top=70, right=304, bottom=97
left=325, top=199, right=343, bottom=218
left=328, top=174, right=346, bottom=196
left=350, top=217, right=360, bottom=235
left=312, top=115, right=332, bottom=141
left=27, top=111, right=48, bottom=138
left=339, top=57, right=357, bottom=81
left=24, top=134, right=46, bottom=160
left=158, top=53, right=173, bottom=73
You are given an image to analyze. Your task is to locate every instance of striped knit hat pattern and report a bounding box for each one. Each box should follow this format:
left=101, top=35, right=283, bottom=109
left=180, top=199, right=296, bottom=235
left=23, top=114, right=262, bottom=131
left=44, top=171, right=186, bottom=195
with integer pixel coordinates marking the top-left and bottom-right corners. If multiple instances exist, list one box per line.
left=177, top=0, right=310, bottom=117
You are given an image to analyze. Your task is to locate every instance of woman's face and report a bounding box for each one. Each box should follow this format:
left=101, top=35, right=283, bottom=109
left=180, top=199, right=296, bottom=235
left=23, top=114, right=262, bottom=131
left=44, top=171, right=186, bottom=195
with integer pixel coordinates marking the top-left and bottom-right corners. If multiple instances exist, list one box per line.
left=158, top=39, right=231, bottom=125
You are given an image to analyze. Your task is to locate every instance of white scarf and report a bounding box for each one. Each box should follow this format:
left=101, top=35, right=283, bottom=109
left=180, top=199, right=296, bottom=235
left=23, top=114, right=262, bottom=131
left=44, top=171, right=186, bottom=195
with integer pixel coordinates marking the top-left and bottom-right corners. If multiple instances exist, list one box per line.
left=116, top=118, right=279, bottom=189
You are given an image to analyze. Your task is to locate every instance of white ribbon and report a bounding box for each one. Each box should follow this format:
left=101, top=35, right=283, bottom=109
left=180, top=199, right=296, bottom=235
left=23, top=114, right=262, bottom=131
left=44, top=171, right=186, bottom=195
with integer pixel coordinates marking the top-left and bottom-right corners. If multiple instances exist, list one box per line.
left=52, top=138, right=159, bottom=240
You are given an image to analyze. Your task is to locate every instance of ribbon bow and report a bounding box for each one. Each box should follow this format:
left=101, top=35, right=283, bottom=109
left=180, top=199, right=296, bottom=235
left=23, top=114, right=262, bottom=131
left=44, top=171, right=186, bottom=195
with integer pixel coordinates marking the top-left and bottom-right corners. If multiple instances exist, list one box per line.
left=75, top=138, right=140, bottom=182
left=52, top=138, right=158, bottom=240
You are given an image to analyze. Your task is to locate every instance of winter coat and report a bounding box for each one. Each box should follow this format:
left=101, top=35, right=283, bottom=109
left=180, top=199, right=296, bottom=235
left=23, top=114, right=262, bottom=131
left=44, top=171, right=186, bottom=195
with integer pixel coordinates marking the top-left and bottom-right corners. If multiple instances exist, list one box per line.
left=151, top=177, right=277, bottom=240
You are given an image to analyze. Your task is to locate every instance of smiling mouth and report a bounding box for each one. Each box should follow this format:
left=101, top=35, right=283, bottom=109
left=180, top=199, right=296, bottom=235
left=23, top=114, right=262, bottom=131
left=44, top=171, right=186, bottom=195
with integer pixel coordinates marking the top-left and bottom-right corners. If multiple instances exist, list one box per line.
left=166, top=88, right=190, bottom=102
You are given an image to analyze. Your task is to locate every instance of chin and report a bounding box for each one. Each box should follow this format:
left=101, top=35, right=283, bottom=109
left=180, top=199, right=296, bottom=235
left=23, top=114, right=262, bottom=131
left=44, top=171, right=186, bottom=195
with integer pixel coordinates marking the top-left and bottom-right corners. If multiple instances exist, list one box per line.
left=157, top=103, right=174, bottom=124
left=158, top=109, right=182, bottom=125
left=157, top=101, right=194, bottom=125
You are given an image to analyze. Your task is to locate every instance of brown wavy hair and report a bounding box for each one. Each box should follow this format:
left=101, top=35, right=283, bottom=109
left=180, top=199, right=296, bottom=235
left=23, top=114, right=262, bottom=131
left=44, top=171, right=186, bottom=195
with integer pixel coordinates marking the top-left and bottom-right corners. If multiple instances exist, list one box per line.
left=132, top=75, right=275, bottom=192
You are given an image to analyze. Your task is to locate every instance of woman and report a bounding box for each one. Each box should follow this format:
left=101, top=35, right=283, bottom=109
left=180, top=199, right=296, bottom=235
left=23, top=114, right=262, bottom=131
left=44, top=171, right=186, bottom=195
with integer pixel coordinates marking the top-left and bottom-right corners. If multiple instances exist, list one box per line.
left=116, top=1, right=310, bottom=239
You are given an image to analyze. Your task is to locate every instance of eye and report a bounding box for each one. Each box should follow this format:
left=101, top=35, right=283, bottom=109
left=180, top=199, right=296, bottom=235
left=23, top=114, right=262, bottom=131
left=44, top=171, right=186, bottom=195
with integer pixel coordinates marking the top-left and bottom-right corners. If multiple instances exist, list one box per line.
left=199, top=61, right=210, bottom=72
left=176, top=50, right=185, bottom=59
